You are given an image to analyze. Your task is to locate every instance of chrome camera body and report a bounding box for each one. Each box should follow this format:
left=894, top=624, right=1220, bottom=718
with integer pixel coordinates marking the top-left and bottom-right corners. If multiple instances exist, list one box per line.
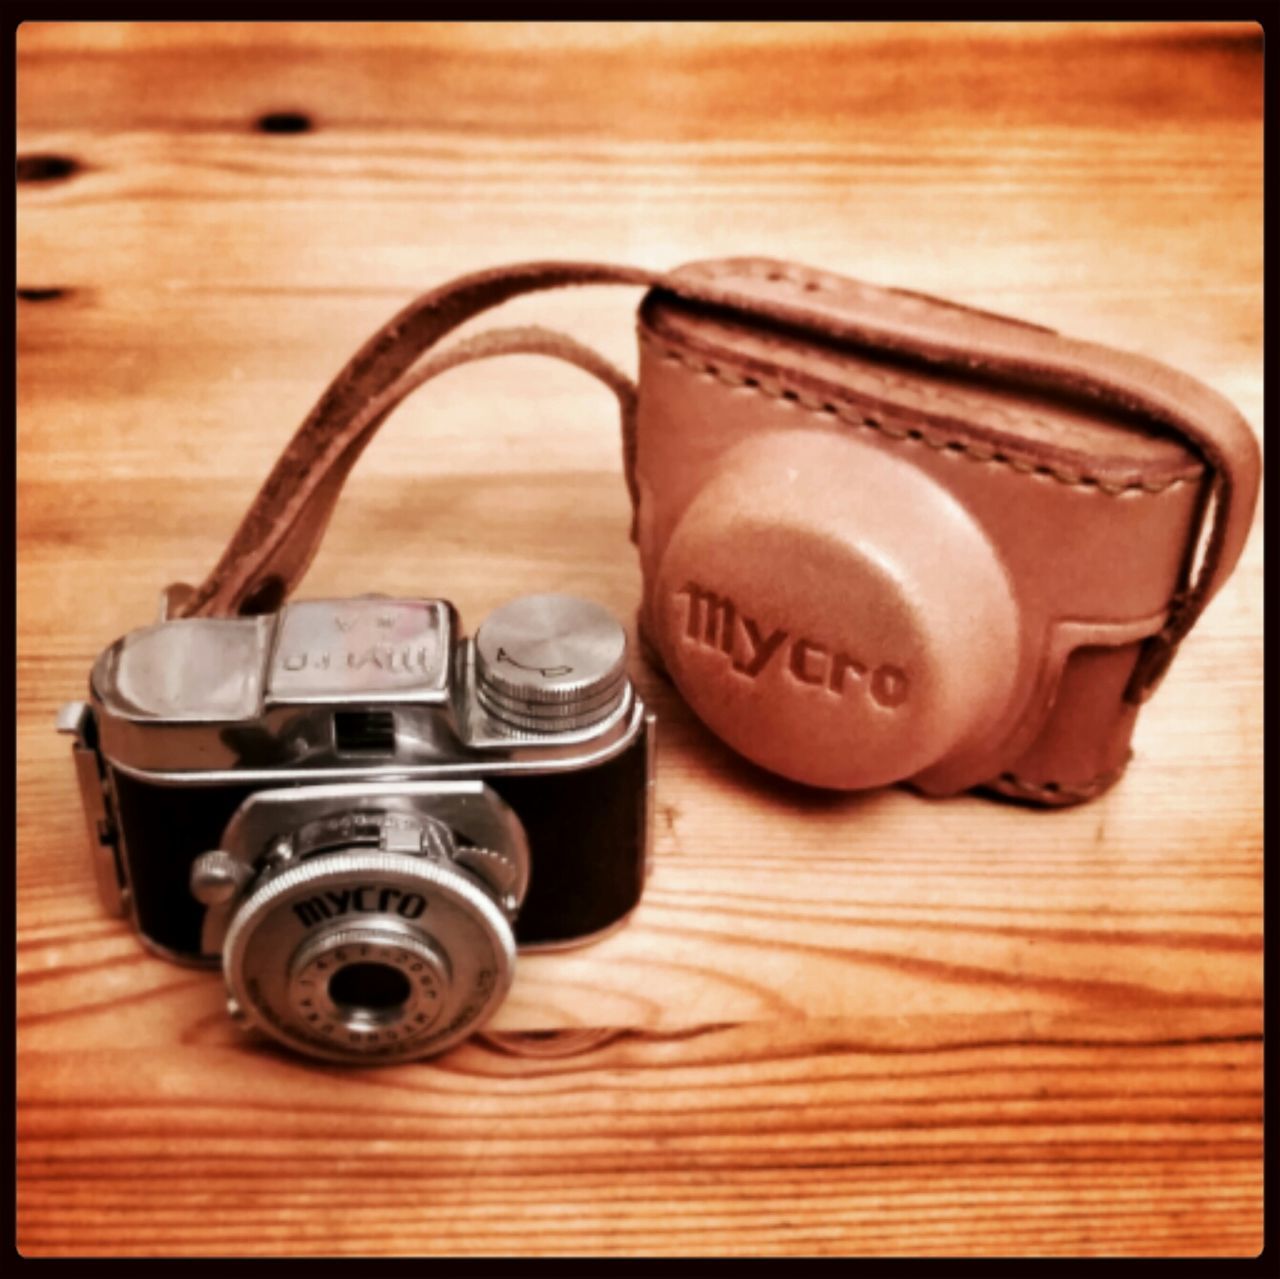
left=59, top=593, right=654, bottom=1064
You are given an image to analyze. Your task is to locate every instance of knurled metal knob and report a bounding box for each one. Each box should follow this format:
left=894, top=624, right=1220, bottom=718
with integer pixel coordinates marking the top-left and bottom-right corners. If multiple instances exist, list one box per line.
left=190, top=849, right=252, bottom=905
left=474, top=594, right=628, bottom=734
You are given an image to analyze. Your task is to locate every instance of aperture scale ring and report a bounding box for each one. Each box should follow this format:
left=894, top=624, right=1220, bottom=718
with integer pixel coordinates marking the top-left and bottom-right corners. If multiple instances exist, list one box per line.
left=288, top=923, right=451, bottom=1050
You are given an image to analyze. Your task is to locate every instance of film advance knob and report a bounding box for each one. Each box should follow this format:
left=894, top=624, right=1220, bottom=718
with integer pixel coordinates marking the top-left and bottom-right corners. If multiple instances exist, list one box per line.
left=474, top=594, right=629, bottom=733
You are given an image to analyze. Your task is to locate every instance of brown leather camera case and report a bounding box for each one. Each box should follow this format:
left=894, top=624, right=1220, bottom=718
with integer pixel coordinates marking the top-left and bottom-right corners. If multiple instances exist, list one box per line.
left=634, top=259, right=1259, bottom=802
left=171, top=258, right=1260, bottom=806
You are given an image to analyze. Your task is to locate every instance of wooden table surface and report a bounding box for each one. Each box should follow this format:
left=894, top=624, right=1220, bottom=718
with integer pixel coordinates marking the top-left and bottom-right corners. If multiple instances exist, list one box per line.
left=16, top=22, right=1263, bottom=1258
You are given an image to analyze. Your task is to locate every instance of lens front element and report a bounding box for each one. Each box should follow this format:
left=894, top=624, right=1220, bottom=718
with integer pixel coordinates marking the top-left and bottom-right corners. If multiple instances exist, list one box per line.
left=327, top=958, right=414, bottom=1015
left=289, top=924, right=450, bottom=1047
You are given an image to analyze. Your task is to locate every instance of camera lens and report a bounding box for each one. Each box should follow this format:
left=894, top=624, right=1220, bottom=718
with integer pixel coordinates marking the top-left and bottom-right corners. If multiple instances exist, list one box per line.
left=221, top=810, right=521, bottom=1064
left=328, top=962, right=412, bottom=1016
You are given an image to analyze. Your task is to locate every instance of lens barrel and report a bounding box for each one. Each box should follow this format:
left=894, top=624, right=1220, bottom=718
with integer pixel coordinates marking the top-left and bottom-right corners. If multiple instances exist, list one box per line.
left=221, top=813, right=520, bottom=1064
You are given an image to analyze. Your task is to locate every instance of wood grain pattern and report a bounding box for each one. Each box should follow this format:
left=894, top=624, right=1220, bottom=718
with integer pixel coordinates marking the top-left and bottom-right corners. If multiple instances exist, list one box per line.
left=17, top=22, right=1262, bottom=1258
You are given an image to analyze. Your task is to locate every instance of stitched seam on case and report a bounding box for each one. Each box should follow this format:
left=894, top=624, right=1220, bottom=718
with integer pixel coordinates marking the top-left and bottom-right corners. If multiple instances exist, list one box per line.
left=641, top=333, right=1192, bottom=497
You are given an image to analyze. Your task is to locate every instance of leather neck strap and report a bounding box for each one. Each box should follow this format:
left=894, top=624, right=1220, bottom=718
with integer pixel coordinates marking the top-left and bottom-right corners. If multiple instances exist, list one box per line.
left=176, top=259, right=1259, bottom=704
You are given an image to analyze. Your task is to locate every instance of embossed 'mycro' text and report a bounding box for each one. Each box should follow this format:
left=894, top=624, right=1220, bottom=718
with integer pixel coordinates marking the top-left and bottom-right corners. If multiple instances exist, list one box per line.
left=676, top=582, right=908, bottom=709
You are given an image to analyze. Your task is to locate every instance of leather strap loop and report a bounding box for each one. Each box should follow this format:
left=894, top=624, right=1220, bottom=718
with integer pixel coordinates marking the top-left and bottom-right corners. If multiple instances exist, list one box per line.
left=227, top=324, right=639, bottom=616
left=177, top=259, right=1259, bottom=703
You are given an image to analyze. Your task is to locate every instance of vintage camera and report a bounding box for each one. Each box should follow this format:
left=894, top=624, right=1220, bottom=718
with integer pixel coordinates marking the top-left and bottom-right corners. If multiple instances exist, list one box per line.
left=58, top=593, right=653, bottom=1064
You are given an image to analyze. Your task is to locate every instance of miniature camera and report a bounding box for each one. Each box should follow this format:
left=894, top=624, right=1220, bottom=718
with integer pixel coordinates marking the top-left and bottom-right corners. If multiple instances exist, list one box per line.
left=59, top=593, right=653, bottom=1064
